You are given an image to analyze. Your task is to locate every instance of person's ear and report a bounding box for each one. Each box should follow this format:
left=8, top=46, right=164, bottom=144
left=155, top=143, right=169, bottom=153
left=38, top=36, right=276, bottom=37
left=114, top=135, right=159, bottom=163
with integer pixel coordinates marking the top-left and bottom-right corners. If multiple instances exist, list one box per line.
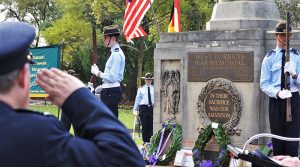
left=17, top=64, right=29, bottom=88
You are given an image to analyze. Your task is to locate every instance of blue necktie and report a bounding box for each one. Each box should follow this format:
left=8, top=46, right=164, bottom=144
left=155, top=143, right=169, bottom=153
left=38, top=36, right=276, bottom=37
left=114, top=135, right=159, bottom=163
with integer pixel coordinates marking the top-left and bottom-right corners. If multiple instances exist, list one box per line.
left=281, top=49, right=286, bottom=90
left=148, top=87, right=152, bottom=106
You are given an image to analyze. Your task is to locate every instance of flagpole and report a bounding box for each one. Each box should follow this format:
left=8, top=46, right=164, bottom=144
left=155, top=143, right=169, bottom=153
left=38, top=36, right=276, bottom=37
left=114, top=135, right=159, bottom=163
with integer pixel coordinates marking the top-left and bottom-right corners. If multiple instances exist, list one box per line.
left=149, top=0, right=160, bottom=38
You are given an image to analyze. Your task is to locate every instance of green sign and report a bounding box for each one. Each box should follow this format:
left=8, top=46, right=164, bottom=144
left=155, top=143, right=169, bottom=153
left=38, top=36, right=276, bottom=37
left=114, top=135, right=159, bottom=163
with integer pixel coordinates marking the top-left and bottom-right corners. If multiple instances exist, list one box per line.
left=30, top=45, right=60, bottom=97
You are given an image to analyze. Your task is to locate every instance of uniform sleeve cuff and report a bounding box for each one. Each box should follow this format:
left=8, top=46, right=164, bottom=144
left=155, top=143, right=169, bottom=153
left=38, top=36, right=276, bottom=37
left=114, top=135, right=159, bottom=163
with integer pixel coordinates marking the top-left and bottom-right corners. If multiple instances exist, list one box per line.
left=100, top=72, right=104, bottom=78
left=272, top=89, right=279, bottom=99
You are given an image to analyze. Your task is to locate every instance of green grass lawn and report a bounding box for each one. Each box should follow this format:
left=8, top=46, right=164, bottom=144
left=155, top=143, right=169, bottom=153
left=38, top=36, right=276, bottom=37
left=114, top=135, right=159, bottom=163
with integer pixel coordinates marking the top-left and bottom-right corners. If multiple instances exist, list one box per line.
left=29, top=104, right=143, bottom=145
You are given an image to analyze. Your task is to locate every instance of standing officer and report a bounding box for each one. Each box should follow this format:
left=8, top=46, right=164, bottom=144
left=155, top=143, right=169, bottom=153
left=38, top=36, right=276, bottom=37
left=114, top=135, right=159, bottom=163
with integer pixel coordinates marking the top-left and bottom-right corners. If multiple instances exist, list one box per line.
left=260, top=20, right=300, bottom=156
left=0, top=22, right=144, bottom=167
left=91, top=25, right=125, bottom=118
left=133, top=73, right=154, bottom=143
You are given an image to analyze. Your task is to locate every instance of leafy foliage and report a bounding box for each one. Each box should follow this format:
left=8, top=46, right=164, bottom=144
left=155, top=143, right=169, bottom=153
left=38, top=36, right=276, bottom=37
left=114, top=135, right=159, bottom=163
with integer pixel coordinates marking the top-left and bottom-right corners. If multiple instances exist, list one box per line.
left=147, top=123, right=182, bottom=165
left=0, top=0, right=61, bottom=46
left=275, top=0, right=300, bottom=27
left=41, top=13, right=92, bottom=64
left=193, top=124, right=230, bottom=167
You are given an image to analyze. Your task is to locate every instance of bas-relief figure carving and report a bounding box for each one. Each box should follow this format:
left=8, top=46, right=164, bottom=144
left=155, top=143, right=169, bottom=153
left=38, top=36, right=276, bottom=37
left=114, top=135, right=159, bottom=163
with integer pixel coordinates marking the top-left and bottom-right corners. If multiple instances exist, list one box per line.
left=161, top=70, right=180, bottom=120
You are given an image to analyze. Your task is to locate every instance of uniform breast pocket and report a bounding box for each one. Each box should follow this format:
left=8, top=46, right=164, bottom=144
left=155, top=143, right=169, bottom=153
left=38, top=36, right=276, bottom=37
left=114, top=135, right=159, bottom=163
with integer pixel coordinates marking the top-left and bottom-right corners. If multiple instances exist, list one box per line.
left=271, top=63, right=282, bottom=82
left=271, top=63, right=281, bottom=72
left=141, top=90, right=146, bottom=96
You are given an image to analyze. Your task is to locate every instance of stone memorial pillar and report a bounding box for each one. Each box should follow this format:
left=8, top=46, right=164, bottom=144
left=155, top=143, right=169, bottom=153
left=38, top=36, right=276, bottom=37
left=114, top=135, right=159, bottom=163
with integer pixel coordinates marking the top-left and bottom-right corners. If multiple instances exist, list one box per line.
left=207, top=0, right=279, bottom=30
left=153, top=0, right=300, bottom=151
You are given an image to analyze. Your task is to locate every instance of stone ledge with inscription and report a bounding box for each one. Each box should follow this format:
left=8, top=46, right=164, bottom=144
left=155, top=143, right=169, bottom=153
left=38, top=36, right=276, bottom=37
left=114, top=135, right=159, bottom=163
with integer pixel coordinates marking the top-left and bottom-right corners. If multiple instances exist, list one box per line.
left=188, top=52, right=253, bottom=82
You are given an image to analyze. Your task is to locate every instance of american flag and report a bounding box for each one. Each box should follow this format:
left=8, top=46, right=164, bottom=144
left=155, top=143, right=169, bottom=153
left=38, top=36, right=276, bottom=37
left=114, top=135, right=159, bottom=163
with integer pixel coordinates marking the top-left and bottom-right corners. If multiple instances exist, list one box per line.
left=123, top=0, right=153, bottom=42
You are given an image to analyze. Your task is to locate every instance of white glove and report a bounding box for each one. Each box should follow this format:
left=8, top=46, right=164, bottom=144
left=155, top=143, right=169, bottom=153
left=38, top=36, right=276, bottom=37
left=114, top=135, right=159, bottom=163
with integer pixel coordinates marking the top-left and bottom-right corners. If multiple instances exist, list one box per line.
left=133, top=110, right=138, bottom=116
left=95, top=85, right=103, bottom=94
left=284, top=62, right=296, bottom=76
left=91, top=64, right=100, bottom=76
left=278, top=89, right=292, bottom=99
left=87, top=82, right=94, bottom=93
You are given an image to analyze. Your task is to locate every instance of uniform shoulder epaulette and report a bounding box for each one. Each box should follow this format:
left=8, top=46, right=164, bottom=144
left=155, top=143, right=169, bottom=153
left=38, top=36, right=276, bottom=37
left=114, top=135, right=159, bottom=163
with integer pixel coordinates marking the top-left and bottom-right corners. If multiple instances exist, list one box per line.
left=266, top=49, right=275, bottom=57
left=114, top=48, right=119, bottom=52
left=290, top=48, right=299, bottom=55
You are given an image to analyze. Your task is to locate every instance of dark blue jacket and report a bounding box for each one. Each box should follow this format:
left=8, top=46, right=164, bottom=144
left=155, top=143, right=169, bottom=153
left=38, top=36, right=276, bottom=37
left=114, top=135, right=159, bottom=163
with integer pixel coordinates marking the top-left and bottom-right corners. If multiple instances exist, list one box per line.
left=0, top=88, right=145, bottom=167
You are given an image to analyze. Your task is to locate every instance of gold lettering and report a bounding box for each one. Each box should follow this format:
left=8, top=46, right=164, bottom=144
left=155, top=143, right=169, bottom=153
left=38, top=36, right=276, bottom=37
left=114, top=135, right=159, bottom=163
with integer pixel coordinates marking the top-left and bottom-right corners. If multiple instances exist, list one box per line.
left=195, top=60, right=208, bottom=66
left=208, top=100, right=229, bottom=105
left=207, top=112, right=231, bottom=118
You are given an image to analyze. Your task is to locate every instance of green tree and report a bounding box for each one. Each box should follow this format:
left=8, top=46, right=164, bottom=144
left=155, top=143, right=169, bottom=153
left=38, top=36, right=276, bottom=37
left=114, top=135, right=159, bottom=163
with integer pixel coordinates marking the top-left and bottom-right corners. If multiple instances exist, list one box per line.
left=41, top=13, right=92, bottom=64
left=275, top=0, right=300, bottom=27
left=88, top=0, right=215, bottom=101
left=0, top=0, right=60, bottom=46
left=41, top=0, right=96, bottom=69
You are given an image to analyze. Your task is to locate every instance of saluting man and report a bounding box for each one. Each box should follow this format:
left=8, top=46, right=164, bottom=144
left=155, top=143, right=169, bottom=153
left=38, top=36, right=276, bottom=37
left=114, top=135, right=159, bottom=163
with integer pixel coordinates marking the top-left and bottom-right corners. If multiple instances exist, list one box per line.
left=133, top=73, right=154, bottom=143
left=260, top=21, right=300, bottom=156
left=91, top=25, right=125, bottom=118
left=0, top=22, right=144, bottom=166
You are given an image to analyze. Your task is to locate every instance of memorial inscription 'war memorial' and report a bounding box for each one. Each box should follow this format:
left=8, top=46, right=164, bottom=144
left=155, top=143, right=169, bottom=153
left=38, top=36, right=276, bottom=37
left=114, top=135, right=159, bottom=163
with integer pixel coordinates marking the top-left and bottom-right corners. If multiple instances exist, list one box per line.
left=153, top=0, right=300, bottom=150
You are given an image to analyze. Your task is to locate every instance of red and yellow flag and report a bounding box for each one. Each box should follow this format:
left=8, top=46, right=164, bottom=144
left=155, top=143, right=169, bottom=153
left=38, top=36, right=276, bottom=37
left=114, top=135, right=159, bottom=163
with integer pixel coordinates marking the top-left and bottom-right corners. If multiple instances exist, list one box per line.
left=168, top=0, right=181, bottom=32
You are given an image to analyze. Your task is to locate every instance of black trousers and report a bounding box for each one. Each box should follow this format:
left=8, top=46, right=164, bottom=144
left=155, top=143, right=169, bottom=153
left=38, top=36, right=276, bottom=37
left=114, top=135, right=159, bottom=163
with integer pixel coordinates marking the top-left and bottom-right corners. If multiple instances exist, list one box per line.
left=139, top=105, right=153, bottom=143
left=269, top=92, right=300, bottom=156
left=100, top=87, right=122, bottom=117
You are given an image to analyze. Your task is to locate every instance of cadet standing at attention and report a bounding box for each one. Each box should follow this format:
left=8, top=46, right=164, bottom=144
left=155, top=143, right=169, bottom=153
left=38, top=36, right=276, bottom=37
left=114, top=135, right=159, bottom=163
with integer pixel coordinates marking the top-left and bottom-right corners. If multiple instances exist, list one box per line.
left=133, top=73, right=154, bottom=143
left=260, top=21, right=300, bottom=156
left=91, top=25, right=125, bottom=118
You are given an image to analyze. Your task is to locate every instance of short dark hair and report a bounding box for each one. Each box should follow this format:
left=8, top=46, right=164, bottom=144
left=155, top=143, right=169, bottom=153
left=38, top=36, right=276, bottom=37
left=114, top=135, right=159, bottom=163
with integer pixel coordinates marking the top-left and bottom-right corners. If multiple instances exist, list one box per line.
left=106, top=34, right=120, bottom=42
left=0, top=69, right=19, bottom=93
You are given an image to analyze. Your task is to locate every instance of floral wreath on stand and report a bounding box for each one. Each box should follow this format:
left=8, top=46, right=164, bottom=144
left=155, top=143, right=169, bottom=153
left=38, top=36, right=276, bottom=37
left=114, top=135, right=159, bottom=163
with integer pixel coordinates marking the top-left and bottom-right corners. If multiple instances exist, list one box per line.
left=146, top=122, right=183, bottom=166
left=193, top=122, right=230, bottom=167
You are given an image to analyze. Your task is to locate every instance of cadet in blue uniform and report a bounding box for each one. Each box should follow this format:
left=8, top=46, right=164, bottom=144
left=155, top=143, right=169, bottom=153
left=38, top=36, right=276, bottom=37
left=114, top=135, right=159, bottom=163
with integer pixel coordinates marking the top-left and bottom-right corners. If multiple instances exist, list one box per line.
left=133, top=73, right=154, bottom=143
left=0, top=22, right=144, bottom=167
left=91, top=25, right=125, bottom=118
left=260, top=21, right=300, bottom=156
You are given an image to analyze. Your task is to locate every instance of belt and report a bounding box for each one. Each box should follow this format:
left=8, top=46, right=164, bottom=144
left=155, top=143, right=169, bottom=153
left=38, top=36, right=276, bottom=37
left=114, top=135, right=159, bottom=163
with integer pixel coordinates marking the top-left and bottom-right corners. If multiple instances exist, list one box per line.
left=140, top=104, right=153, bottom=107
left=102, top=82, right=120, bottom=88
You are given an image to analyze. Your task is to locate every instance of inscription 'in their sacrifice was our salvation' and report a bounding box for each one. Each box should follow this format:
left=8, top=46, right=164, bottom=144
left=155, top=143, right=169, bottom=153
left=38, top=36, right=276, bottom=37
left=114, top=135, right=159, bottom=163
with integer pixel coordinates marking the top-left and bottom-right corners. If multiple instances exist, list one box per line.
left=188, top=52, right=253, bottom=82
left=204, top=89, right=234, bottom=124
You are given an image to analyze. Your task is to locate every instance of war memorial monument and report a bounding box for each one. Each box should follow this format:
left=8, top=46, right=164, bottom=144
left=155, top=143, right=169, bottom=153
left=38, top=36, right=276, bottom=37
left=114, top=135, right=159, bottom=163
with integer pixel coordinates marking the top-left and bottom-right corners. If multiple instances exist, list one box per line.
left=153, top=0, right=300, bottom=153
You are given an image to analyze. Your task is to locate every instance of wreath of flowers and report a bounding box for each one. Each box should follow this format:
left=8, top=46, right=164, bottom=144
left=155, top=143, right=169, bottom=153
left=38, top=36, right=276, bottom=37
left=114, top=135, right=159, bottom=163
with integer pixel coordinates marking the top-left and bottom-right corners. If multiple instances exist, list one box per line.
left=147, top=123, right=183, bottom=165
left=192, top=123, right=230, bottom=167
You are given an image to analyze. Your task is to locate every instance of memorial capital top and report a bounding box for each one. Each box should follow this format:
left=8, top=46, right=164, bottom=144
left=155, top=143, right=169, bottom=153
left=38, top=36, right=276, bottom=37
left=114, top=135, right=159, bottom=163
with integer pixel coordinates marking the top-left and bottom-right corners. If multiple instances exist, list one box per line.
left=207, top=0, right=279, bottom=30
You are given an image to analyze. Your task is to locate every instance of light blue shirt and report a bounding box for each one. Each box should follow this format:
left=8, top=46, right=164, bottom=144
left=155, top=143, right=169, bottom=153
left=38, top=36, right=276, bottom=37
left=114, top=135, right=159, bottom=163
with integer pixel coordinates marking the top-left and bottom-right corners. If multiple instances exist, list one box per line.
left=100, top=44, right=125, bottom=83
left=133, top=84, right=154, bottom=111
left=260, top=47, right=300, bottom=98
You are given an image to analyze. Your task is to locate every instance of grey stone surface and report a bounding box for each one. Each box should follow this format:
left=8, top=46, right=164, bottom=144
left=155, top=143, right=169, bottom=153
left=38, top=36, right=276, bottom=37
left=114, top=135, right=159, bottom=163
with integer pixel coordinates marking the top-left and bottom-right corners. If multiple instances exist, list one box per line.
left=153, top=29, right=300, bottom=147
left=207, top=0, right=279, bottom=30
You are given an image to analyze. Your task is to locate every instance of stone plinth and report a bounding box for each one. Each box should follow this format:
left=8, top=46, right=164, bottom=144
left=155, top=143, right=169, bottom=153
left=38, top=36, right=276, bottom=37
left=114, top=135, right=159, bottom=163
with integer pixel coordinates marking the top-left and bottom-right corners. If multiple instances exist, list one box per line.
left=153, top=30, right=300, bottom=148
left=206, top=0, right=279, bottom=30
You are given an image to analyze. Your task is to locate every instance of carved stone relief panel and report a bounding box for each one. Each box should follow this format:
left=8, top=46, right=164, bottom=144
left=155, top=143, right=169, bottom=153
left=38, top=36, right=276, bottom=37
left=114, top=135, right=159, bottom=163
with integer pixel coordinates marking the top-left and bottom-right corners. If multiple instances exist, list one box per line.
left=161, top=70, right=180, bottom=120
